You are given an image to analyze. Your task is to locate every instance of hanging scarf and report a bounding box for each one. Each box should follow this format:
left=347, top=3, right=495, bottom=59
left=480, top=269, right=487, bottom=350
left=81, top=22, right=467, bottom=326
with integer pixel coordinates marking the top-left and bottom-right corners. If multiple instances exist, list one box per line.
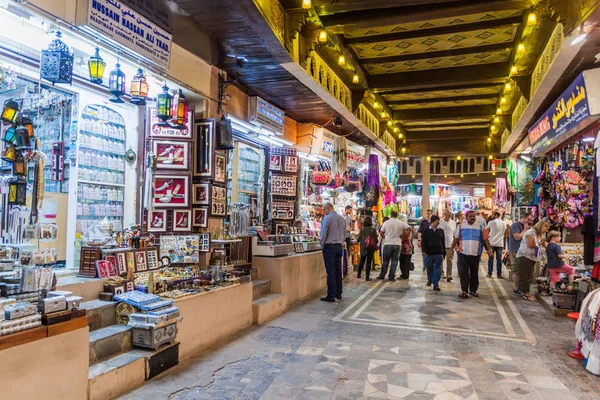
left=332, top=136, right=347, bottom=178
left=364, top=154, right=380, bottom=209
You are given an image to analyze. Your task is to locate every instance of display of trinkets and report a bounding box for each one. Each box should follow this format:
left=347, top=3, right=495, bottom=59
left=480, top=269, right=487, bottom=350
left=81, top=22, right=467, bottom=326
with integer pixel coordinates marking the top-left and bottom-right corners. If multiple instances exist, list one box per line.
left=4, top=302, right=37, bottom=320
left=38, top=296, right=67, bottom=314
left=271, top=175, right=296, bottom=196
left=160, top=235, right=200, bottom=264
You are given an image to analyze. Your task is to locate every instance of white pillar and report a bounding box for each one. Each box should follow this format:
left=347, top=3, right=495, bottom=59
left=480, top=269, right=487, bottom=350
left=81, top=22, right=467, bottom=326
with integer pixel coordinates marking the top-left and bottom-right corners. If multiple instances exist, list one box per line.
left=421, top=156, right=430, bottom=212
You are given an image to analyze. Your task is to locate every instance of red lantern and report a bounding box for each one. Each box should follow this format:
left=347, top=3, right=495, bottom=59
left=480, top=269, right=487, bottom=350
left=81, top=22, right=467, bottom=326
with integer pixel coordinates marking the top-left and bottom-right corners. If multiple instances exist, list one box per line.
left=171, top=89, right=189, bottom=129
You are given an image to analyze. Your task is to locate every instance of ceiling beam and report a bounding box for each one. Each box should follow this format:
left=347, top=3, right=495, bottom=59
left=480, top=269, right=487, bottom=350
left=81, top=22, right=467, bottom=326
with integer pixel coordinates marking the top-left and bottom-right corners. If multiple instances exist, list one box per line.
left=345, top=16, right=522, bottom=45
left=380, top=82, right=501, bottom=96
left=406, top=128, right=489, bottom=141
left=361, top=43, right=512, bottom=65
left=388, top=94, right=498, bottom=106
left=394, top=105, right=497, bottom=121
left=321, top=0, right=533, bottom=33
left=370, top=62, right=510, bottom=92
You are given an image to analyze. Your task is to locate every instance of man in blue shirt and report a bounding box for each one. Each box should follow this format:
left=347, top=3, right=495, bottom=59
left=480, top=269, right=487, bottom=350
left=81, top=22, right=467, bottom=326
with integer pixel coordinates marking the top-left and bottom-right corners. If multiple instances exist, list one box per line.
left=320, top=202, right=346, bottom=302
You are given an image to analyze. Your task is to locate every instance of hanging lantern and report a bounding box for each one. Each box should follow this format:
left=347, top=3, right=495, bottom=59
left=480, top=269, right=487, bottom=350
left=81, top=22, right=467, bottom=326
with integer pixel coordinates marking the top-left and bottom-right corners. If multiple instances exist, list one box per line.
left=130, top=68, right=149, bottom=105
left=12, top=154, right=26, bottom=176
left=7, top=180, right=26, bottom=205
left=156, top=84, right=172, bottom=126
left=1, top=146, right=16, bottom=162
left=15, top=125, right=30, bottom=148
left=216, top=115, right=234, bottom=150
left=1, top=99, right=19, bottom=123
left=3, top=126, right=16, bottom=144
left=40, top=31, right=73, bottom=85
left=108, top=62, right=126, bottom=103
left=171, top=89, right=189, bottom=128
left=21, top=117, right=34, bottom=137
left=88, top=47, right=106, bottom=84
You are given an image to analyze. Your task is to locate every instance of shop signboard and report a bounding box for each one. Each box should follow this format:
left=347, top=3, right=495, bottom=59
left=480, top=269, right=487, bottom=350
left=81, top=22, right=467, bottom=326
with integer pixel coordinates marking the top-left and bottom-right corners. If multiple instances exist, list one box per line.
left=472, top=187, right=486, bottom=197
left=528, top=70, right=600, bottom=155
left=317, top=129, right=336, bottom=158
left=450, top=186, right=470, bottom=196
left=83, top=0, right=172, bottom=68
left=249, top=96, right=285, bottom=136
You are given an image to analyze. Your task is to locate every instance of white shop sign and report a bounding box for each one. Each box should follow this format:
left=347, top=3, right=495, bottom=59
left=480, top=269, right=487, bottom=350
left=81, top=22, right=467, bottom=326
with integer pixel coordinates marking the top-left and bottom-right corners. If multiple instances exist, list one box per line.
left=249, top=96, right=285, bottom=136
left=84, top=0, right=172, bottom=68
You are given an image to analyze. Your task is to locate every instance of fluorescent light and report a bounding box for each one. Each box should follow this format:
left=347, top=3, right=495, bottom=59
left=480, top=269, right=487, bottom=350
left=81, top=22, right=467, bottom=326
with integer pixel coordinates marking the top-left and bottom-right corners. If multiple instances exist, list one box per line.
left=572, top=33, right=587, bottom=45
left=582, top=137, right=595, bottom=142
left=520, top=154, right=532, bottom=162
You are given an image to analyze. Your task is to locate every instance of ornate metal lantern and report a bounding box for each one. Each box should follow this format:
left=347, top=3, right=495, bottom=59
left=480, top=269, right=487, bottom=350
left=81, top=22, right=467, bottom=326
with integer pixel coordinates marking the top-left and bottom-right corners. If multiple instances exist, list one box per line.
left=108, top=62, right=126, bottom=103
left=130, top=68, right=149, bottom=105
left=156, top=84, right=172, bottom=126
left=12, top=154, right=26, bottom=176
left=1, top=145, right=16, bottom=162
left=3, top=126, right=16, bottom=144
left=1, top=99, right=19, bottom=123
left=21, top=117, right=34, bottom=137
left=88, top=47, right=106, bottom=84
left=40, top=31, right=73, bottom=85
left=15, top=125, right=30, bottom=148
left=7, top=179, right=26, bottom=205
left=171, top=89, right=188, bottom=128
left=216, top=116, right=234, bottom=150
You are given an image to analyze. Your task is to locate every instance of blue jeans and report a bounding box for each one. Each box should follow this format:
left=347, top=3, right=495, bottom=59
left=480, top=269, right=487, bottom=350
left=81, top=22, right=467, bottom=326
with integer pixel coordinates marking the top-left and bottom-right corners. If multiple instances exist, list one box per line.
left=425, top=254, right=444, bottom=288
left=322, top=244, right=343, bottom=298
left=379, top=245, right=401, bottom=280
left=487, top=246, right=503, bottom=277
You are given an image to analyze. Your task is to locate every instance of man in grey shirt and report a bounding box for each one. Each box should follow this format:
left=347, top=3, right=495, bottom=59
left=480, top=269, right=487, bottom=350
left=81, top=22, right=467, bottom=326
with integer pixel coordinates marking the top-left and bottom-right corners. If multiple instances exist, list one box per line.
left=320, top=202, right=346, bottom=302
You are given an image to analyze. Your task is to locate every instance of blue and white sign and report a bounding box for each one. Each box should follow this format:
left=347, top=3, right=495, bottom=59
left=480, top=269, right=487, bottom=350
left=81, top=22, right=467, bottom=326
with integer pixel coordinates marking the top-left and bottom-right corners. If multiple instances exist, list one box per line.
left=86, top=0, right=172, bottom=68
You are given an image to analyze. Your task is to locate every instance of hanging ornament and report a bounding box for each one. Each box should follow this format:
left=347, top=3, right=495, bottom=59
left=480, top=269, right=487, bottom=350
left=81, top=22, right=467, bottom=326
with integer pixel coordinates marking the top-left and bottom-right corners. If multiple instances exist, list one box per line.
left=12, top=154, right=26, bottom=176
left=216, top=115, right=234, bottom=150
left=3, top=126, right=16, bottom=144
left=108, top=62, right=126, bottom=103
left=88, top=47, right=106, bottom=84
left=40, top=31, right=73, bottom=85
left=1, top=99, right=19, bottom=123
left=7, top=179, right=26, bottom=205
left=156, top=84, right=172, bottom=127
left=15, top=124, right=31, bottom=148
left=1, top=145, right=16, bottom=162
left=171, top=89, right=189, bottom=128
left=130, top=68, right=149, bottom=105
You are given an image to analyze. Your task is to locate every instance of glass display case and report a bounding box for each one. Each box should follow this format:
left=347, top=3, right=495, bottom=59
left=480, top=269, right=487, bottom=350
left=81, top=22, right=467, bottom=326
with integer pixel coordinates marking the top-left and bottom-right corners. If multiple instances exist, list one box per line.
left=227, top=142, right=265, bottom=221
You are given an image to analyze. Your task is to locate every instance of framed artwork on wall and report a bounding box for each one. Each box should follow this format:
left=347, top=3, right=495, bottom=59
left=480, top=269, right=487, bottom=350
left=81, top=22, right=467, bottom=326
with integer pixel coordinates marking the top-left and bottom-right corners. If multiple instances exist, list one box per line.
left=193, top=208, right=208, bottom=228
left=149, top=107, right=193, bottom=140
left=147, top=210, right=167, bottom=232
left=153, top=175, right=189, bottom=208
left=214, top=153, right=226, bottom=184
left=192, top=183, right=210, bottom=205
left=116, top=252, right=127, bottom=275
left=105, top=256, right=118, bottom=277
left=146, top=249, right=159, bottom=271
left=199, top=233, right=210, bottom=252
left=134, top=251, right=148, bottom=272
left=211, top=185, right=227, bottom=217
left=284, top=155, right=298, bottom=173
left=173, top=209, right=192, bottom=232
left=269, top=154, right=282, bottom=171
left=194, top=119, right=215, bottom=179
left=153, top=140, right=190, bottom=170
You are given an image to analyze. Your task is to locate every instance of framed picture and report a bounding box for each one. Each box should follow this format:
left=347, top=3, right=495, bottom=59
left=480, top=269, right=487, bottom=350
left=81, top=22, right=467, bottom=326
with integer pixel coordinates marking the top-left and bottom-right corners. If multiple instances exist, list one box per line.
left=149, top=107, right=193, bottom=140
left=134, top=251, right=148, bottom=272
left=146, top=249, right=159, bottom=270
left=96, top=260, right=109, bottom=279
left=294, top=243, right=304, bottom=253
left=173, top=210, right=192, bottom=232
left=105, top=256, right=118, bottom=277
left=153, top=140, right=190, bottom=170
left=199, top=233, right=210, bottom=252
left=284, top=156, right=298, bottom=173
left=125, top=281, right=134, bottom=292
left=194, top=119, right=216, bottom=179
left=211, top=185, right=227, bottom=217
left=125, top=252, right=135, bottom=273
left=275, top=223, right=289, bottom=235
left=153, top=175, right=189, bottom=208
left=193, top=208, right=208, bottom=228
left=214, top=153, right=226, bottom=184
left=192, top=183, right=210, bottom=205
left=160, top=235, right=200, bottom=264
left=269, top=154, right=282, bottom=171
left=271, top=175, right=296, bottom=196
left=147, top=210, right=167, bottom=232
left=116, top=252, right=127, bottom=275
left=271, top=200, right=295, bottom=220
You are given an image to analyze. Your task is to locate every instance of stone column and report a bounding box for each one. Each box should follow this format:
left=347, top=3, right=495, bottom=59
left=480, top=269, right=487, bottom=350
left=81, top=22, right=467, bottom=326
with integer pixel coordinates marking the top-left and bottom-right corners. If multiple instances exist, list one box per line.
left=421, top=156, right=430, bottom=212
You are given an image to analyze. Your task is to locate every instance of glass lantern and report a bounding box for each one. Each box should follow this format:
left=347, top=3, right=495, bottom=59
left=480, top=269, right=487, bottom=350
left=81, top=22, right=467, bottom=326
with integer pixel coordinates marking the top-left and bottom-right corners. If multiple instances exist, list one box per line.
left=1, top=146, right=16, bottom=162
left=12, top=155, right=26, bottom=176
left=130, top=68, right=149, bottom=105
left=88, top=47, right=106, bottom=84
left=108, top=62, right=126, bottom=103
left=15, top=125, right=30, bottom=148
left=171, top=89, right=188, bottom=128
left=40, top=31, right=73, bottom=85
left=156, top=84, right=172, bottom=126
left=2, top=126, right=16, bottom=144
left=1, top=99, right=19, bottom=123
left=7, top=180, right=26, bottom=205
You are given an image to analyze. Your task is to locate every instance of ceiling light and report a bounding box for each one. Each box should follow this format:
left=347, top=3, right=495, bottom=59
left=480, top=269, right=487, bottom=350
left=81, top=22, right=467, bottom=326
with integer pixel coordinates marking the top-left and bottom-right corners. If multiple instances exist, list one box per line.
left=520, top=154, right=532, bottom=162
left=426, top=156, right=431, bottom=161
left=302, top=0, right=311, bottom=9
left=352, top=74, right=359, bottom=84
left=528, top=13, right=536, bottom=24
left=487, top=137, right=492, bottom=143
left=457, top=155, right=461, bottom=160
left=488, top=155, right=493, bottom=159
left=393, top=127, right=399, bottom=133
left=572, top=32, right=587, bottom=46
left=497, top=107, right=502, bottom=114
left=582, top=137, right=595, bottom=142
left=381, top=112, right=387, bottom=118
left=494, top=116, right=500, bottom=123
left=492, top=172, right=496, bottom=176
left=401, top=147, right=406, bottom=154
left=505, top=82, right=512, bottom=91
left=517, top=43, right=525, bottom=52
left=398, top=133, right=403, bottom=139
left=444, top=174, right=447, bottom=178
left=500, top=97, right=506, bottom=104
left=412, top=174, right=415, bottom=178
left=491, top=126, right=496, bottom=133
left=318, top=30, right=327, bottom=43
left=510, top=65, right=518, bottom=74
left=460, top=174, right=464, bottom=178
left=373, top=101, right=380, bottom=108
left=338, top=55, right=346, bottom=65
left=387, top=121, right=392, bottom=127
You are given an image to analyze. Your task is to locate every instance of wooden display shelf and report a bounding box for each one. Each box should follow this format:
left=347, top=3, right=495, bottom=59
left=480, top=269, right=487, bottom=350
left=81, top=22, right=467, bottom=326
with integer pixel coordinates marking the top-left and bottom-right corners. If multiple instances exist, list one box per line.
left=0, top=326, right=47, bottom=352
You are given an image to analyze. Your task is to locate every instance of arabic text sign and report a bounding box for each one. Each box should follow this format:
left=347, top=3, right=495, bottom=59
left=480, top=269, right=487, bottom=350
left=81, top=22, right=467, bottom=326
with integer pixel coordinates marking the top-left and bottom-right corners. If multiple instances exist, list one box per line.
left=87, top=0, right=172, bottom=68
left=528, top=73, right=589, bottom=151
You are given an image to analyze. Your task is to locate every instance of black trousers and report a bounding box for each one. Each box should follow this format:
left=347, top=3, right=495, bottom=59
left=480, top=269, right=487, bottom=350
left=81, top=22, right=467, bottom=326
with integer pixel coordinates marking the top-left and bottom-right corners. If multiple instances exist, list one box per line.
left=322, top=244, right=343, bottom=298
left=399, top=254, right=412, bottom=279
left=458, top=253, right=480, bottom=294
left=357, top=250, right=374, bottom=278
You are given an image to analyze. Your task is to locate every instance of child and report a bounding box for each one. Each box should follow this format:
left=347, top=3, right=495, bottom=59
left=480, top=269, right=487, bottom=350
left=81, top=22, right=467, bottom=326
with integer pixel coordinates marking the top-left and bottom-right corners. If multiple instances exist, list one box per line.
left=546, top=231, right=575, bottom=292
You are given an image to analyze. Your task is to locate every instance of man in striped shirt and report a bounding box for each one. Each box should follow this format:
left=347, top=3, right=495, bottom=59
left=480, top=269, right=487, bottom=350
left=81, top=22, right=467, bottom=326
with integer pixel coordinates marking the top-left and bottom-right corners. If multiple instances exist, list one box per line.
left=451, top=210, right=493, bottom=299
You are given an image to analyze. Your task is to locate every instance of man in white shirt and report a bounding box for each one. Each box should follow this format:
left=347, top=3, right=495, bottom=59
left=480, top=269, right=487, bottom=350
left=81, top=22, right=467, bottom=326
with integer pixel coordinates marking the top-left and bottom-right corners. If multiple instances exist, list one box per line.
left=439, top=210, right=457, bottom=282
left=476, top=211, right=487, bottom=229
left=377, top=210, right=410, bottom=282
left=486, top=211, right=505, bottom=278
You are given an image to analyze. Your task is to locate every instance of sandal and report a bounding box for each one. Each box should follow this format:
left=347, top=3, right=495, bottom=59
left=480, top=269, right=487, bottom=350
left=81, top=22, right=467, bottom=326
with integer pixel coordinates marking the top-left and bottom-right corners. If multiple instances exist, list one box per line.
left=522, top=294, right=537, bottom=301
left=458, top=292, right=469, bottom=299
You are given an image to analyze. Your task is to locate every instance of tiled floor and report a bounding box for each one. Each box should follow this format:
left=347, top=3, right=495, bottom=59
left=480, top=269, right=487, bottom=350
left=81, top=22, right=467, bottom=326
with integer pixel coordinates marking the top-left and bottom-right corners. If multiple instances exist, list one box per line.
left=120, top=251, right=600, bottom=400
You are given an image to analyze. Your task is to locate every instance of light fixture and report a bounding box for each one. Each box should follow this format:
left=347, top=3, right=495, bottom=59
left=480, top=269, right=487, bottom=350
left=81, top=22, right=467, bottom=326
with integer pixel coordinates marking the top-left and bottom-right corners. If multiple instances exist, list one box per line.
left=494, top=116, right=500, bottom=123
left=387, top=121, right=393, bottom=127
left=381, top=112, right=387, bottom=118
left=393, top=127, right=399, bottom=133
left=40, top=31, right=73, bottom=85
left=338, top=55, right=346, bottom=66
left=572, top=32, right=587, bottom=46
left=373, top=101, right=380, bottom=108
left=412, top=174, right=415, bottom=178
left=401, top=147, right=406, bottom=154
left=460, top=174, right=464, bottom=178
left=492, top=188, right=496, bottom=193
left=500, top=97, right=506, bottom=104
left=398, top=133, right=403, bottom=139
left=528, top=13, right=536, bottom=24
left=492, top=172, right=496, bottom=176
left=510, top=65, right=518, bottom=74
left=352, top=74, right=359, bottom=84
left=130, top=68, right=149, bottom=105
left=15, top=125, right=30, bottom=147
left=156, top=84, right=173, bottom=126
left=1, top=146, right=16, bottom=162
left=505, top=82, right=512, bottom=91
left=497, top=107, right=502, bottom=114
left=302, top=0, right=311, bottom=9
left=21, top=118, right=34, bottom=138
left=2, top=126, right=16, bottom=144
left=12, top=154, right=26, bottom=176
left=318, top=30, right=327, bottom=43
left=491, top=126, right=497, bottom=133
left=582, top=137, right=595, bottom=142
left=457, top=155, right=461, bottom=160
left=487, top=137, right=492, bottom=143
left=444, top=174, right=447, bottom=178
left=87, top=47, right=106, bottom=84
left=108, top=62, right=126, bottom=103
left=520, top=154, right=532, bottom=162
left=171, top=89, right=189, bottom=129
left=426, top=156, right=431, bottom=161
left=7, top=180, right=26, bottom=205
left=1, top=99, right=19, bottom=123
left=488, top=155, right=493, bottom=160
left=517, top=43, right=525, bottom=52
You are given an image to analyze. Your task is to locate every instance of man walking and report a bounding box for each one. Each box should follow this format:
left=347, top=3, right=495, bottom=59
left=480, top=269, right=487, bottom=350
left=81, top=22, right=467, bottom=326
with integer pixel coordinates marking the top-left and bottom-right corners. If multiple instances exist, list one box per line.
left=486, top=211, right=505, bottom=278
left=417, top=209, right=432, bottom=270
left=342, top=205, right=353, bottom=268
left=452, top=210, right=493, bottom=298
left=422, top=215, right=446, bottom=291
left=439, top=210, right=456, bottom=282
left=378, top=210, right=410, bottom=282
left=320, top=202, right=346, bottom=302
left=509, top=212, right=533, bottom=295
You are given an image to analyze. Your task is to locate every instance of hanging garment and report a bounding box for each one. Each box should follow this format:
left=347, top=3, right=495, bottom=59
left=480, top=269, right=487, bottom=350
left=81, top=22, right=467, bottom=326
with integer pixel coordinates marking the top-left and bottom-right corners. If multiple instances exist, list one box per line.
left=582, top=215, right=595, bottom=265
